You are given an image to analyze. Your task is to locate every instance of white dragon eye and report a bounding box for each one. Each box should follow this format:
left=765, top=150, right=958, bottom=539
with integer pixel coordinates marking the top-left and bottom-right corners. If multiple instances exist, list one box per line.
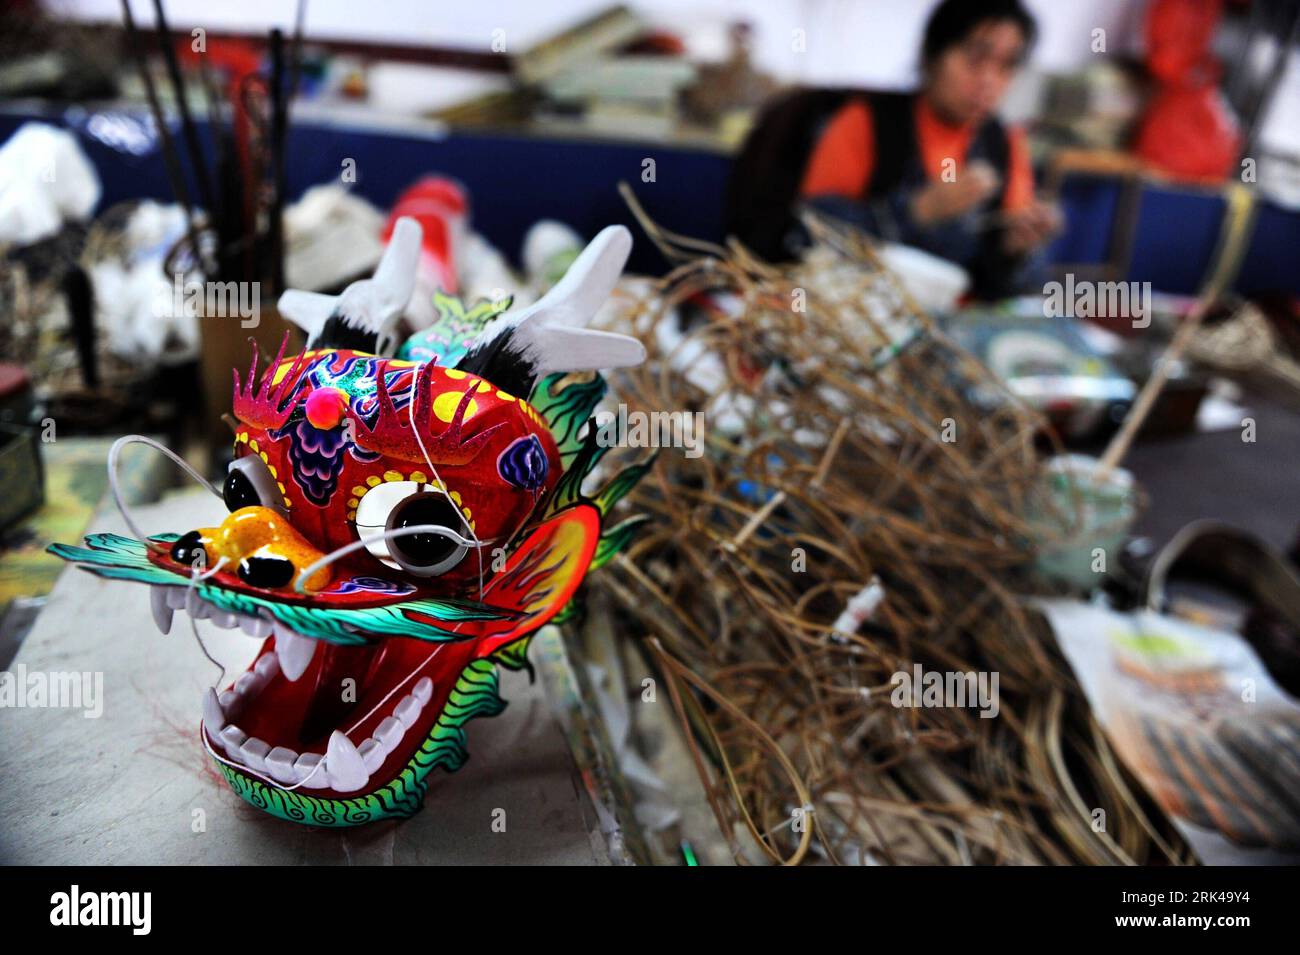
left=224, top=455, right=286, bottom=515
left=354, top=481, right=468, bottom=577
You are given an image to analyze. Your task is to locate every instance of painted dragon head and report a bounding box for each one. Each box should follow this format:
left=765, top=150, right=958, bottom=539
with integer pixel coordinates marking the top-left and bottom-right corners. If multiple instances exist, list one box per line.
left=50, top=220, right=652, bottom=826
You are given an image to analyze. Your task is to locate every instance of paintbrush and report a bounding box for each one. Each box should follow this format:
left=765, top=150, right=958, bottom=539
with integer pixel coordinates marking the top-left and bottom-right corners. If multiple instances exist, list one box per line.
left=152, top=0, right=216, bottom=220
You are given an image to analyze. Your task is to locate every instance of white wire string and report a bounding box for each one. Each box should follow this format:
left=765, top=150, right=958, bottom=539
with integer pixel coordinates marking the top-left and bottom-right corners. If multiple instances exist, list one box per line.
left=182, top=556, right=229, bottom=677
left=243, top=360, right=497, bottom=792
left=199, top=637, right=450, bottom=795
left=200, top=725, right=328, bottom=792
left=103, top=433, right=237, bottom=701
left=291, top=523, right=495, bottom=594
left=191, top=556, right=228, bottom=581
left=108, top=434, right=222, bottom=550
left=406, top=361, right=489, bottom=599
left=100, top=434, right=330, bottom=792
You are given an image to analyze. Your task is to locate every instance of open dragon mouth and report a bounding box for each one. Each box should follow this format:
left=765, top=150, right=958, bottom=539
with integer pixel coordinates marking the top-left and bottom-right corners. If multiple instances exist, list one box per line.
left=51, top=531, right=524, bottom=808
left=172, top=582, right=482, bottom=798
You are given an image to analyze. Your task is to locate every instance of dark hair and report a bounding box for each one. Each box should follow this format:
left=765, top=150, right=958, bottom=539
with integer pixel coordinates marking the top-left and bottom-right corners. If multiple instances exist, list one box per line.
left=921, top=0, right=1037, bottom=66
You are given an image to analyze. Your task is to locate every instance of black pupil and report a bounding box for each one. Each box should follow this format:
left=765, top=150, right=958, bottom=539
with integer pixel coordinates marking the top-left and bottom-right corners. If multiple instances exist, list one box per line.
left=171, top=530, right=206, bottom=568
left=239, top=555, right=296, bottom=589
left=390, top=495, right=462, bottom=568
left=224, top=467, right=261, bottom=512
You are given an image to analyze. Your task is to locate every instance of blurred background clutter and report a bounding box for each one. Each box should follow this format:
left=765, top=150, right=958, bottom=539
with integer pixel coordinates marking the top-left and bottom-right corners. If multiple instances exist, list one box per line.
left=1, top=0, right=1299, bottom=866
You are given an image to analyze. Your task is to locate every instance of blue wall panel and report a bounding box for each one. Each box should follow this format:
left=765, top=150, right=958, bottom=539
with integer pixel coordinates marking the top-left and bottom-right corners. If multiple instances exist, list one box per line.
left=0, top=107, right=728, bottom=276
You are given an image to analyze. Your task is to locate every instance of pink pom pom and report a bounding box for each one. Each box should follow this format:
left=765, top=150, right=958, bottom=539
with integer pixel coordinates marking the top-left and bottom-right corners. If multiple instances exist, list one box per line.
left=304, top=387, right=348, bottom=430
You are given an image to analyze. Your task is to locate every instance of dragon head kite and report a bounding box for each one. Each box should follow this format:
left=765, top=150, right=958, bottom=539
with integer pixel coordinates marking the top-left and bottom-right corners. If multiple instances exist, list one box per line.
left=51, top=219, right=652, bottom=826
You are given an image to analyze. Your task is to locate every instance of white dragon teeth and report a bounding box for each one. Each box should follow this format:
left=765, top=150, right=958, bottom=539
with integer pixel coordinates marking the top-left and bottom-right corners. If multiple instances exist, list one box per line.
left=150, top=586, right=174, bottom=635
left=146, top=586, right=320, bottom=686
left=241, top=615, right=273, bottom=639
left=148, top=589, right=285, bottom=654
left=294, top=753, right=327, bottom=789
left=273, top=624, right=319, bottom=682
left=234, top=672, right=261, bottom=697
left=219, top=689, right=241, bottom=719
left=185, top=588, right=209, bottom=620
left=325, top=731, right=369, bottom=792
left=373, top=717, right=404, bottom=755
left=358, top=738, right=384, bottom=773
left=254, top=653, right=280, bottom=680
left=200, top=678, right=432, bottom=793
left=265, top=746, right=299, bottom=784
left=211, top=609, right=240, bottom=629
left=202, top=688, right=224, bottom=732
left=240, top=737, right=271, bottom=773
left=394, top=695, right=421, bottom=729
left=219, top=725, right=247, bottom=755
left=413, top=677, right=433, bottom=706
left=151, top=567, right=441, bottom=795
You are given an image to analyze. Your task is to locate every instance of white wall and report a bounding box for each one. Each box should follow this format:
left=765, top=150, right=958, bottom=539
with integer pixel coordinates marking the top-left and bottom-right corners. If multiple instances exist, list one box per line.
left=45, top=0, right=1295, bottom=150
left=49, top=0, right=1146, bottom=85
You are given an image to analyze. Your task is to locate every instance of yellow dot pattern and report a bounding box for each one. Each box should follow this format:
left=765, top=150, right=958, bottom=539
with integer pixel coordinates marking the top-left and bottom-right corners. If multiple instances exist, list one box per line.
left=432, top=390, right=478, bottom=423
left=233, top=430, right=290, bottom=509
left=268, top=351, right=318, bottom=387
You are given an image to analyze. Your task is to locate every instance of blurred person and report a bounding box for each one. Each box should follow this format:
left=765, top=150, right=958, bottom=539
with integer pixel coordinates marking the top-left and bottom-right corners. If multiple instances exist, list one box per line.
left=800, top=0, right=1061, bottom=299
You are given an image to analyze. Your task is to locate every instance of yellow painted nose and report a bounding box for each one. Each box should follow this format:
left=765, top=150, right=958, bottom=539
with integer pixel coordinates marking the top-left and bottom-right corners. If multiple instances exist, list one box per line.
left=196, top=506, right=332, bottom=592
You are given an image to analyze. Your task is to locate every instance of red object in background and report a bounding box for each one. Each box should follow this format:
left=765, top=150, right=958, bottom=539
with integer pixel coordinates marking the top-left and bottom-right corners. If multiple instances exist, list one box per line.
left=383, top=177, right=467, bottom=294
left=1145, top=0, right=1223, bottom=81
left=623, top=31, right=688, bottom=55
left=1133, top=0, right=1241, bottom=182
left=1134, top=86, right=1241, bottom=182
